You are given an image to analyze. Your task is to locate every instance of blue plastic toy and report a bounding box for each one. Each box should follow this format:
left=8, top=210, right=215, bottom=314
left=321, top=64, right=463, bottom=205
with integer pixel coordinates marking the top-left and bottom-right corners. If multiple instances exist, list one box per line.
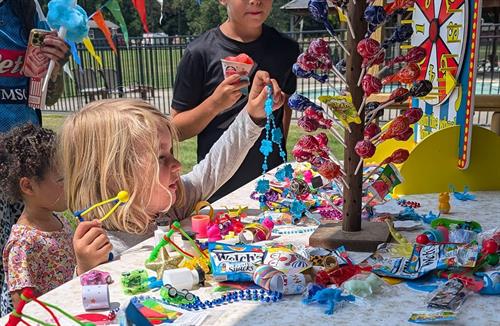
left=450, top=185, right=476, bottom=201
left=302, top=288, right=355, bottom=315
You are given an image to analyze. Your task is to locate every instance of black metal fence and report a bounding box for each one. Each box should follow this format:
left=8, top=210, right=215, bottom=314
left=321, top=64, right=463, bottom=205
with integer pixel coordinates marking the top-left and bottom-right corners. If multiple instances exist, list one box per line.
left=48, top=25, right=500, bottom=125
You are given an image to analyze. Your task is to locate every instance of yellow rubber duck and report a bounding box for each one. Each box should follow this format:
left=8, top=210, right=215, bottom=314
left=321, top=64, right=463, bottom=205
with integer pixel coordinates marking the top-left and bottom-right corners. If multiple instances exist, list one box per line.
left=438, top=192, right=451, bottom=214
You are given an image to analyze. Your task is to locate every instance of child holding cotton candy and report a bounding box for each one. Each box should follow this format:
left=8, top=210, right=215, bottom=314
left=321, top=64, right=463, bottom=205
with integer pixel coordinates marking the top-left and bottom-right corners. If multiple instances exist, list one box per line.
left=171, top=0, right=300, bottom=202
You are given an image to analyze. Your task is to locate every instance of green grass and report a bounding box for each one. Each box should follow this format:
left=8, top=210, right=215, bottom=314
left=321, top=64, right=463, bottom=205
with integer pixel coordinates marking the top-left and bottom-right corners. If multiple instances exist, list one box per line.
left=42, top=113, right=344, bottom=174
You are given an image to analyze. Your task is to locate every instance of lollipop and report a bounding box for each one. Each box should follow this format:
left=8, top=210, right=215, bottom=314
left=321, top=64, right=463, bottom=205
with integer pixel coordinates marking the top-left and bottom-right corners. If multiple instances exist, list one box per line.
left=363, top=24, right=414, bottom=72
left=363, top=148, right=409, bottom=182
left=364, top=6, right=387, bottom=37
left=385, top=46, right=426, bottom=68
left=292, top=146, right=314, bottom=162
left=364, top=123, right=381, bottom=140
left=384, top=148, right=410, bottom=164
left=384, top=0, right=415, bottom=15
left=404, top=107, right=424, bottom=124
left=409, top=80, right=433, bottom=97
left=308, top=0, right=350, bottom=55
left=380, top=116, right=410, bottom=141
left=354, top=140, right=376, bottom=174
left=298, top=116, right=320, bottom=132
left=394, top=127, right=413, bottom=141
left=359, top=74, right=383, bottom=114
left=297, top=134, right=321, bottom=152
left=357, top=39, right=385, bottom=85
left=317, top=159, right=342, bottom=180
left=288, top=93, right=323, bottom=112
left=303, top=107, right=345, bottom=147
left=315, top=132, right=329, bottom=147
left=366, top=87, right=410, bottom=124
left=306, top=39, right=348, bottom=85
left=382, top=63, right=421, bottom=85
left=364, top=102, right=384, bottom=123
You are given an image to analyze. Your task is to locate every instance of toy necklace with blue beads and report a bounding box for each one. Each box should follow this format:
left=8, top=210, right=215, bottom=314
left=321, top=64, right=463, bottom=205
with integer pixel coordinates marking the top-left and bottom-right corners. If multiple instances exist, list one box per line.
left=255, top=85, right=289, bottom=209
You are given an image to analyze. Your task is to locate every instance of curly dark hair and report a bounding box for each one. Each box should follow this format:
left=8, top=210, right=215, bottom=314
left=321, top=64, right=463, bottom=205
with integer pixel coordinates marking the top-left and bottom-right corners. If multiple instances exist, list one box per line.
left=0, top=124, right=57, bottom=203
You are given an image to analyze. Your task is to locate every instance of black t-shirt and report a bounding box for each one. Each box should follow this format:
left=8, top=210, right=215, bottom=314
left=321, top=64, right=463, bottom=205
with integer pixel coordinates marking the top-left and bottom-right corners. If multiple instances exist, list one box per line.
left=172, top=25, right=300, bottom=201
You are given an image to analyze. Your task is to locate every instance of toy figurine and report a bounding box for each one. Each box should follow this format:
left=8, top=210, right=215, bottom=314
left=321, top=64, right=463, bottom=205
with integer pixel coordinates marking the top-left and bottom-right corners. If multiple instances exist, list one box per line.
left=438, top=192, right=451, bottom=214
left=302, top=288, right=355, bottom=315
left=343, top=273, right=385, bottom=297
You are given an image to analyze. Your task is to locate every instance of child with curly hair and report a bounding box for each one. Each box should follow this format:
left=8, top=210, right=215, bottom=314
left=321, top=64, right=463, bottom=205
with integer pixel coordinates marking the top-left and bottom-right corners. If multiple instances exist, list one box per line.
left=0, top=124, right=110, bottom=316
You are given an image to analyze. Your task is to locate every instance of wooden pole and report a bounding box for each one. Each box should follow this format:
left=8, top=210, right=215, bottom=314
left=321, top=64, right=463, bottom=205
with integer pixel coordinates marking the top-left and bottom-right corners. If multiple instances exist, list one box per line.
left=342, top=0, right=367, bottom=232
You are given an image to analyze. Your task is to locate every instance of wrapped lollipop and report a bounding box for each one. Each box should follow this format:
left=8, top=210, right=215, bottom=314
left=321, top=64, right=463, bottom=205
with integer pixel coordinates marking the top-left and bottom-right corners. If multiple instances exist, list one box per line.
left=308, top=39, right=348, bottom=85
left=394, top=127, right=413, bottom=141
left=302, top=107, right=346, bottom=148
left=297, top=116, right=320, bottom=133
left=308, top=0, right=350, bottom=55
left=363, top=148, right=410, bottom=182
left=365, top=87, right=410, bottom=124
left=365, top=102, right=384, bottom=123
left=354, top=139, right=377, bottom=175
left=364, top=6, right=387, bottom=38
left=297, top=134, right=321, bottom=153
left=358, top=74, right=383, bottom=114
left=384, top=0, right=415, bottom=15
left=364, top=123, right=381, bottom=140
left=317, top=159, right=342, bottom=180
left=288, top=93, right=323, bottom=112
left=378, top=116, right=410, bottom=142
left=357, top=39, right=385, bottom=85
left=385, top=46, right=426, bottom=69
left=363, top=24, right=414, bottom=75
left=292, top=145, right=314, bottom=162
left=381, top=63, right=421, bottom=85
left=404, top=107, right=424, bottom=124
left=409, top=80, right=433, bottom=97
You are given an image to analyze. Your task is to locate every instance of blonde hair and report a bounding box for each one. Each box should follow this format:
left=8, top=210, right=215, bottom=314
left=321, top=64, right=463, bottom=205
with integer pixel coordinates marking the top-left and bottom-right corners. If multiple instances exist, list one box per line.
left=60, top=99, right=183, bottom=234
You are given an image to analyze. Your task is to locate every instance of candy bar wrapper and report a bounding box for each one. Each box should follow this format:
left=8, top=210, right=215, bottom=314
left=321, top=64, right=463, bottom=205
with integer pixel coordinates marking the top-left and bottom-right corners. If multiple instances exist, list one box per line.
left=82, top=284, right=110, bottom=310
left=408, top=311, right=457, bottom=324
left=371, top=243, right=480, bottom=279
left=220, top=59, right=253, bottom=95
left=209, top=242, right=265, bottom=282
left=318, top=95, right=361, bottom=127
left=427, top=278, right=470, bottom=311
left=368, top=163, right=404, bottom=201
left=263, top=247, right=312, bottom=274
left=23, top=42, right=49, bottom=109
left=296, top=246, right=350, bottom=268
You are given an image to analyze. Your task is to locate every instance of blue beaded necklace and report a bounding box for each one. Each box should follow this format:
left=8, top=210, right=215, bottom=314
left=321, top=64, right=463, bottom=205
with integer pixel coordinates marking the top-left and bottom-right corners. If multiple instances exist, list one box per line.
left=177, top=289, right=283, bottom=311
left=256, top=85, right=287, bottom=209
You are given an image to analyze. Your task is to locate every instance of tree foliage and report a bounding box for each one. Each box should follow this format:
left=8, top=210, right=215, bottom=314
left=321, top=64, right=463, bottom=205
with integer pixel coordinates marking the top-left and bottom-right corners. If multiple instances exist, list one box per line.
left=38, top=0, right=299, bottom=37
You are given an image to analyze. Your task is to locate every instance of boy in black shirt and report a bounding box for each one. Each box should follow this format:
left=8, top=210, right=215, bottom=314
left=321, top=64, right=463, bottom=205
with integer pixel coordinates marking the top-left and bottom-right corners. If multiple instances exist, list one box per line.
left=171, top=0, right=300, bottom=202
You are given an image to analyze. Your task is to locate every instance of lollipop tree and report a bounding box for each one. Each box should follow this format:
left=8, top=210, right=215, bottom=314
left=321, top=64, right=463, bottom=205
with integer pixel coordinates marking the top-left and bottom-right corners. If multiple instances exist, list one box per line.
left=306, top=1, right=390, bottom=252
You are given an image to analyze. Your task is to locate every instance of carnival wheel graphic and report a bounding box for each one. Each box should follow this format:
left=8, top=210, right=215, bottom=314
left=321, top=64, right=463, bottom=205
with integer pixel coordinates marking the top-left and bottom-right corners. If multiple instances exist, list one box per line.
left=411, top=0, right=468, bottom=106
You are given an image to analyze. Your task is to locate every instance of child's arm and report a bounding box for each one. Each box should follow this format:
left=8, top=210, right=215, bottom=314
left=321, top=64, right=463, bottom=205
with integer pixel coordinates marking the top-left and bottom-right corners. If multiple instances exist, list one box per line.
left=73, top=220, right=113, bottom=275
left=171, top=74, right=249, bottom=141
left=171, top=71, right=284, bottom=219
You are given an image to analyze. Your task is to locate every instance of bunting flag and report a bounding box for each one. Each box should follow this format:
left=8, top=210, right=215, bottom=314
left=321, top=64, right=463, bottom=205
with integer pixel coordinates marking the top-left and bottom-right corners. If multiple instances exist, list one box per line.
left=68, top=41, right=82, bottom=67
left=92, top=10, right=117, bottom=52
left=83, top=37, right=103, bottom=67
left=103, top=0, right=129, bottom=45
left=131, top=0, right=149, bottom=33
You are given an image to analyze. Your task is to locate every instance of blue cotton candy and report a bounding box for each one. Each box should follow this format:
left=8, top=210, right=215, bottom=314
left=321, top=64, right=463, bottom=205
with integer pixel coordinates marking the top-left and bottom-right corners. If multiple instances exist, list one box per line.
left=47, top=0, right=89, bottom=43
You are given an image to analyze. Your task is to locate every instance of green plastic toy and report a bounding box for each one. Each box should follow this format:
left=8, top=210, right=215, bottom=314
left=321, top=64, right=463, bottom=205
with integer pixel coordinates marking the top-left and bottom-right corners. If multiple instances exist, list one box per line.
left=430, top=217, right=482, bottom=233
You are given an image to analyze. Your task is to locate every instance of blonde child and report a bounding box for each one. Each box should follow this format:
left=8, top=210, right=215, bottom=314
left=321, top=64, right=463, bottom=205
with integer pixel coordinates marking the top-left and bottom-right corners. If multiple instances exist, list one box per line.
left=0, top=124, right=109, bottom=315
left=64, top=71, right=284, bottom=272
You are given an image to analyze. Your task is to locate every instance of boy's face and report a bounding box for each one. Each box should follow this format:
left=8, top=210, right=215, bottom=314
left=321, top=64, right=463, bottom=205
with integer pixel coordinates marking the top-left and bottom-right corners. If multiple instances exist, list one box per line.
left=147, top=128, right=181, bottom=215
left=220, top=0, right=273, bottom=29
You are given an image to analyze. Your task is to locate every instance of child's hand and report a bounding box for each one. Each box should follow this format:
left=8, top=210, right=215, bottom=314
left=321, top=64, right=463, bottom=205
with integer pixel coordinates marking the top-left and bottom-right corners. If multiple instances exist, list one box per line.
left=246, top=70, right=285, bottom=122
left=210, top=74, right=250, bottom=112
left=73, top=220, right=113, bottom=275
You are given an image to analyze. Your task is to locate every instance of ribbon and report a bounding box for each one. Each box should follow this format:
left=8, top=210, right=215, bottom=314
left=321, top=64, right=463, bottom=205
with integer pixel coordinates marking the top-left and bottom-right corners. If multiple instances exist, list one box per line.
left=92, top=10, right=117, bottom=52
